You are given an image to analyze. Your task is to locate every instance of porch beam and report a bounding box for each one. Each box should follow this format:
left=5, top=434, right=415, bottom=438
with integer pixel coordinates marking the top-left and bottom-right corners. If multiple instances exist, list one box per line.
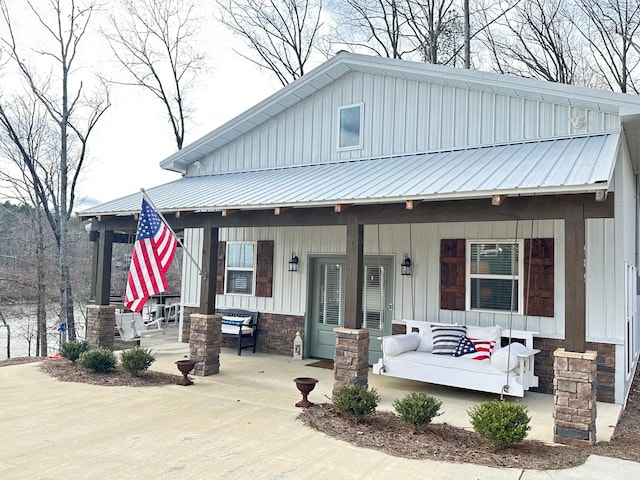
left=199, top=223, right=219, bottom=315
left=344, top=215, right=364, bottom=330
left=564, top=204, right=586, bottom=353
left=88, top=193, right=614, bottom=232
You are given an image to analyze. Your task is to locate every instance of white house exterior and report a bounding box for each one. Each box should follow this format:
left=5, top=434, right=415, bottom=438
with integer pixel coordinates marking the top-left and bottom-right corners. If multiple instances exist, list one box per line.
left=81, top=52, right=640, bottom=406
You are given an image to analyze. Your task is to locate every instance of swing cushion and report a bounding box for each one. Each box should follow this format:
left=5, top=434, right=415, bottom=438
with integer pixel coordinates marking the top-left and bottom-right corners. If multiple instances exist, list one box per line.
left=382, top=333, right=420, bottom=357
left=490, top=342, right=529, bottom=372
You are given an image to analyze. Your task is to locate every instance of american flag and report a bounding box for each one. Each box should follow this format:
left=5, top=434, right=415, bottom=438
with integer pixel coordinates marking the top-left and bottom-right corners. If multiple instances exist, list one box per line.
left=124, top=198, right=177, bottom=313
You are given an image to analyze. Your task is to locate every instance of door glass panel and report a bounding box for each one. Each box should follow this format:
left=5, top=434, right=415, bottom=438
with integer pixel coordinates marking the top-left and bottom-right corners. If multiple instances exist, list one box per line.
left=363, top=265, right=384, bottom=330
left=319, top=263, right=343, bottom=326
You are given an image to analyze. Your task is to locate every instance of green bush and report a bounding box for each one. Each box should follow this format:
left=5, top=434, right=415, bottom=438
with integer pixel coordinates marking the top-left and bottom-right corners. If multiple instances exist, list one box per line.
left=468, top=400, right=531, bottom=449
left=393, top=392, right=442, bottom=431
left=59, top=340, right=90, bottom=362
left=333, top=385, right=380, bottom=422
left=78, top=348, right=117, bottom=373
left=119, top=347, right=155, bottom=376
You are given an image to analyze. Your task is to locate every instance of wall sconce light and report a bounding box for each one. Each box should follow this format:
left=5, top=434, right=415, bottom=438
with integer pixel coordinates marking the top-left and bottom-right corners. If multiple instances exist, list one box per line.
left=401, top=253, right=412, bottom=276
left=289, top=252, right=299, bottom=272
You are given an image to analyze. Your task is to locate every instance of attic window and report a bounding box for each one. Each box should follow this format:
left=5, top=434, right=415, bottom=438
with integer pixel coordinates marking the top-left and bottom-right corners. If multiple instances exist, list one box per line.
left=337, top=103, right=363, bottom=150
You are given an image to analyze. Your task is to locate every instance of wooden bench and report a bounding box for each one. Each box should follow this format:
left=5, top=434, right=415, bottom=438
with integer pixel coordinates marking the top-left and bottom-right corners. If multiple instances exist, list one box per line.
left=216, top=308, right=259, bottom=356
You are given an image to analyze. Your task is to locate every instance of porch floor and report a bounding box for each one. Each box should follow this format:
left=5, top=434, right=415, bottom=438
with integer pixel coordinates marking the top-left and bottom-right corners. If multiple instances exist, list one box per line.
left=141, top=327, right=621, bottom=445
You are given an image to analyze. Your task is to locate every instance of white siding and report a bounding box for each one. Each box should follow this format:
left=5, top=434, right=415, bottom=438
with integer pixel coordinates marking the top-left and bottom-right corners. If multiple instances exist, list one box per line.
left=198, top=72, right=620, bottom=175
left=181, top=219, right=622, bottom=345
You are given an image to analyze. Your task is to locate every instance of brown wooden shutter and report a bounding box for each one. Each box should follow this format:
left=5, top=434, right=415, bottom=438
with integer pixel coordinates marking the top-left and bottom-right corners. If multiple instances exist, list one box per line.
left=524, top=238, right=554, bottom=317
left=255, top=240, right=274, bottom=297
left=216, top=241, right=226, bottom=295
left=440, top=239, right=466, bottom=311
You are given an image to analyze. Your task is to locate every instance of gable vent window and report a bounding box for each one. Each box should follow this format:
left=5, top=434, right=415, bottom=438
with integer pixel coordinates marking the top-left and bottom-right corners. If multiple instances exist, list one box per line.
left=337, top=103, right=363, bottom=150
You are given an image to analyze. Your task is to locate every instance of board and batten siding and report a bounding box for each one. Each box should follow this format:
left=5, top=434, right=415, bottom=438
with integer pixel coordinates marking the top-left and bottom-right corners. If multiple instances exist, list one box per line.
left=188, top=71, right=620, bottom=176
left=180, top=219, right=622, bottom=344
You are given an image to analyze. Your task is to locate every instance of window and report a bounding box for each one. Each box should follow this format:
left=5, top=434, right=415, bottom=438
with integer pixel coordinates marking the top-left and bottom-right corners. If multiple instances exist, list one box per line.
left=337, top=103, right=363, bottom=150
left=467, top=241, right=523, bottom=313
left=225, top=242, right=255, bottom=295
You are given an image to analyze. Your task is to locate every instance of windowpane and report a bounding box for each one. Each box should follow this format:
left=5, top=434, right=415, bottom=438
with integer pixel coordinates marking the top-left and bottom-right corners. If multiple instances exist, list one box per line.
left=227, top=270, right=253, bottom=295
left=470, top=243, right=518, bottom=275
left=228, top=244, right=254, bottom=268
left=320, top=263, right=343, bottom=325
left=470, top=278, right=518, bottom=311
left=339, top=105, right=361, bottom=149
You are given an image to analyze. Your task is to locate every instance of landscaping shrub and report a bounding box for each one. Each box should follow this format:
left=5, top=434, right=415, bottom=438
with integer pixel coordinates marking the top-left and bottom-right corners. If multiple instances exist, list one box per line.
left=59, top=340, right=90, bottom=362
left=468, top=400, right=531, bottom=449
left=333, top=385, right=380, bottom=422
left=393, top=392, right=442, bottom=431
left=119, top=347, right=155, bottom=376
left=78, top=348, right=117, bottom=373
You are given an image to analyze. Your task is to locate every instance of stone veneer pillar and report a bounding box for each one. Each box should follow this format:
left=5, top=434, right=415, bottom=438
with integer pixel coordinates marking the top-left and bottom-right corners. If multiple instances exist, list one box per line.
left=332, top=328, right=369, bottom=399
left=553, top=348, right=598, bottom=446
left=189, top=314, right=221, bottom=376
left=85, top=305, right=115, bottom=351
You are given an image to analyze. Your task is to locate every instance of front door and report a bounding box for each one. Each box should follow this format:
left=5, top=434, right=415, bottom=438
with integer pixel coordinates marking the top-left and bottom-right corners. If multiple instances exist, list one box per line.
left=308, top=256, right=393, bottom=364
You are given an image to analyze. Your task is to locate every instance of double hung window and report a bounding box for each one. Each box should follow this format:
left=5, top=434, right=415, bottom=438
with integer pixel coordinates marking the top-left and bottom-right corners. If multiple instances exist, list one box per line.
left=225, top=242, right=255, bottom=295
left=467, top=241, right=522, bottom=313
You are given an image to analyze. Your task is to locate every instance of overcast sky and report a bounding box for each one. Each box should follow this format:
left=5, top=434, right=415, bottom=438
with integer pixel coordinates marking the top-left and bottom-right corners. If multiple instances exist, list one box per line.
left=1, top=1, right=292, bottom=210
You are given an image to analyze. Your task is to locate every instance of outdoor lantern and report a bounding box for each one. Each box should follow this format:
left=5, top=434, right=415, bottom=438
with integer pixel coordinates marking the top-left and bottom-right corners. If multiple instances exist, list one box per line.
left=401, top=253, right=412, bottom=276
left=289, top=252, right=299, bottom=272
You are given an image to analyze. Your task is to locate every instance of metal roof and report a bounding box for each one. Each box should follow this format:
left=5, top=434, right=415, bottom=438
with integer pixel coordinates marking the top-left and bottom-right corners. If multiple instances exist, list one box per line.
left=80, top=132, right=619, bottom=218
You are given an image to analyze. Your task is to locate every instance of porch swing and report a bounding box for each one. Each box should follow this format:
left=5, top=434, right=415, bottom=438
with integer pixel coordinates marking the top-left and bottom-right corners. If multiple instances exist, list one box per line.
left=373, top=220, right=540, bottom=397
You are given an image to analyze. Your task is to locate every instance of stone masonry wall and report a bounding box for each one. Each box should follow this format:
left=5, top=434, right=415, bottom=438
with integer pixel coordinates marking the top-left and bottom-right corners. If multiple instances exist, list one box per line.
left=333, top=328, right=369, bottom=399
left=86, top=305, right=115, bottom=351
left=181, top=309, right=304, bottom=357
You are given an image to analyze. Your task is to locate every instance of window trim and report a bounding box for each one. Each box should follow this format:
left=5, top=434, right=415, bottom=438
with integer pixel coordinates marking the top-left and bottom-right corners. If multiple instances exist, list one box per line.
left=224, top=241, right=257, bottom=296
left=337, top=102, right=364, bottom=151
left=465, top=240, right=524, bottom=314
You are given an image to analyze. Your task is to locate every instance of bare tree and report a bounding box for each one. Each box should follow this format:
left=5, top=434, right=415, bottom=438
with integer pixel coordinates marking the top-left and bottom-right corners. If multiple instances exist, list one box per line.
left=0, top=95, right=55, bottom=356
left=0, top=0, right=110, bottom=340
left=403, top=0, right=463, bottom=65
left=481, top=0, right=580, bottom=84
left=573, top=0, right=640, bottom=93
left=328, top=0, right=414, bottom=59
left=216, top=0, right=324, bottom=86
left=104, top=0, right=203, bottom=150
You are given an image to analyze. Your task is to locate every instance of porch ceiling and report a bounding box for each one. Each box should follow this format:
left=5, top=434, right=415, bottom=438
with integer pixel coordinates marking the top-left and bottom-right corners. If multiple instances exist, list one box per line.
left=80, top=132, right=619, bottom=219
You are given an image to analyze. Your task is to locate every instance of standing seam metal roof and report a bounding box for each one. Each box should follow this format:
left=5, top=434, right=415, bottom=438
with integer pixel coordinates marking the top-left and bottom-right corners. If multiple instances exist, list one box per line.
left=80, top=132, right=620, bottom=217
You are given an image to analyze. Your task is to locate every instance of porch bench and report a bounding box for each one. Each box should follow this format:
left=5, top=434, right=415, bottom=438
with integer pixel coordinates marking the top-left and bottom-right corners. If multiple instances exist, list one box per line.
left=216, top=308, right=259, bottom=356
left=372, top=320, right=539, bottom=397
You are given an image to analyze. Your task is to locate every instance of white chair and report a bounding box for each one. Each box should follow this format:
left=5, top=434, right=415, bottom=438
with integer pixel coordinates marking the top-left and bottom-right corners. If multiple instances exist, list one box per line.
left=132, top=313, right=164, bottom=336
left=115, top=311, right=141, bottom=342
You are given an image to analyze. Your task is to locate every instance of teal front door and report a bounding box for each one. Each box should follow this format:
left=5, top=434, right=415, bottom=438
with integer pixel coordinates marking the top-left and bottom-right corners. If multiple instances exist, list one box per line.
left=308, top=256, right=393, bottom=364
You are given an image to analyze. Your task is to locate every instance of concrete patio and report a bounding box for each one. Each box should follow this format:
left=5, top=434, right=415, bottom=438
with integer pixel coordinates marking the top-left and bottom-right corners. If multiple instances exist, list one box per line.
left=0, top=329, right=635, bottom=480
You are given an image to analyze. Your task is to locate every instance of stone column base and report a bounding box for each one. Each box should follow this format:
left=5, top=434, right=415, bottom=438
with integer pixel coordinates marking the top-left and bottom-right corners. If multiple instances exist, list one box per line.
left=332, top=328, right=369, bottom=399
left=86, top=305, right=115, bottom=351
left=189, top=314, right=221, bottom=376
left=553, top=348, right=597, bottom=446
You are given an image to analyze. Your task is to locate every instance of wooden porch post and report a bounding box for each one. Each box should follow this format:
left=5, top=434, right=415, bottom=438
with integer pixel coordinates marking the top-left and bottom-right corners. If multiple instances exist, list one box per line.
left=199, top=223, right=219, bottom=315
left=564, top=204, right=586, bottom=353
left=344, top=214, right=364, bottom=329
left=94, top=225, right=113, bottom=306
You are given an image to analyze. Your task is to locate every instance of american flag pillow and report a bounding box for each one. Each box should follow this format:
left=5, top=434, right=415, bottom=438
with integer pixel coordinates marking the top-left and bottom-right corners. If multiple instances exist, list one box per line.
left=463, top=338, right=496, bottom=361
left=453, top=336, right=476, bottom=357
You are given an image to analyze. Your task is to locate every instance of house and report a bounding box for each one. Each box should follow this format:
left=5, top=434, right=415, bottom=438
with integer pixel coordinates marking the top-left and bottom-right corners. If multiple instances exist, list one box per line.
left=80, top=52, right=640, bottom=419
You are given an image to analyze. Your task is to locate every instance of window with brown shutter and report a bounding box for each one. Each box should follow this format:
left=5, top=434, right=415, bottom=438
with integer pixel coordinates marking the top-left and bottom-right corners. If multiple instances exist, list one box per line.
left=524, top=238, right=554, bottom=317
left=216, top=240, right=274, bottom=297
left=440, top=239, right=466, bottom=311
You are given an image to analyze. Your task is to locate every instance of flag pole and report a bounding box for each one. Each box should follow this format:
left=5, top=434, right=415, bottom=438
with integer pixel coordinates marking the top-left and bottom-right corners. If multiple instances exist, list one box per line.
left=140, top=188, right=206, bottom=279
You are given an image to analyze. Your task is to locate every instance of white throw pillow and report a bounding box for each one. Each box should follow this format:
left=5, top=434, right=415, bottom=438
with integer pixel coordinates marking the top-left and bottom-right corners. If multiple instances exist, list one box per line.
left=490, top=342, right=529, bottom=372
left=466, top=325, right=502, bottom=344
left=416, top=325, right=434, bottom=352
left=383, top=333, right=420, bottom=357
